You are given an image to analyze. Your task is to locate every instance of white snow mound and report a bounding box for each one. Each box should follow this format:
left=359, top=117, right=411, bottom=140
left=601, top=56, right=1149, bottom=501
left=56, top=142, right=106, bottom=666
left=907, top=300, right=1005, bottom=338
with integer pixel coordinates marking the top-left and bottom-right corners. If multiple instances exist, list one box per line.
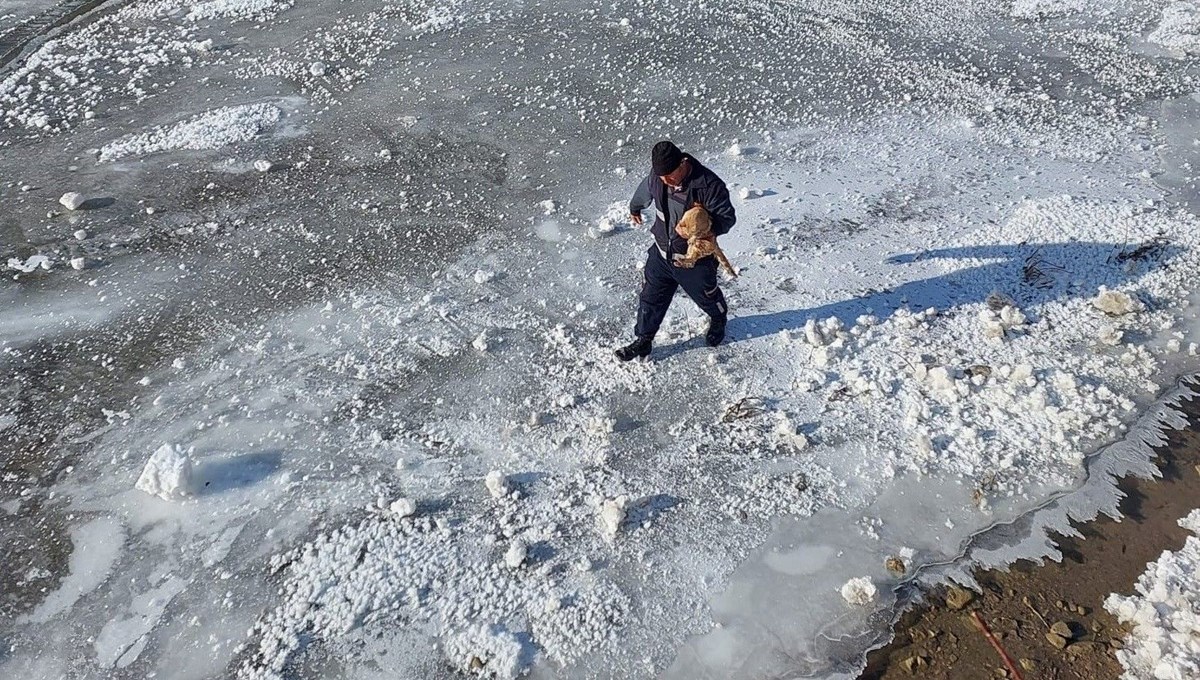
left=135, top=443, right=194, bottom=500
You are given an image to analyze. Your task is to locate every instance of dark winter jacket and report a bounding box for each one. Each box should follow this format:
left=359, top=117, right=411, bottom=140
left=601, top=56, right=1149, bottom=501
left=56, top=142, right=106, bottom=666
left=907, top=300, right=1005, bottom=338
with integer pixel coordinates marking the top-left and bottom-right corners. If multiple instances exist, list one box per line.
left=628, top=156, right=736, bottom=257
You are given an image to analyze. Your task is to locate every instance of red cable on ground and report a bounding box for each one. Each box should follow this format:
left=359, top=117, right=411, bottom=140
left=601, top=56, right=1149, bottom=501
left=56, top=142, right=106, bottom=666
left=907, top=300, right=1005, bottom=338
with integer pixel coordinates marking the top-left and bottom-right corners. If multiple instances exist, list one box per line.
left=970, top=610, right=1025, bottom=680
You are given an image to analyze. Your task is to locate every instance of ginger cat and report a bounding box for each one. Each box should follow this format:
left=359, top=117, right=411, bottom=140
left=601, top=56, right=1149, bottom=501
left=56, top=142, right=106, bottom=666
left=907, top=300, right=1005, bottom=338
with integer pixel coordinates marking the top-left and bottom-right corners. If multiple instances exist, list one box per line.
left=673, top=203, right=737, bottom=278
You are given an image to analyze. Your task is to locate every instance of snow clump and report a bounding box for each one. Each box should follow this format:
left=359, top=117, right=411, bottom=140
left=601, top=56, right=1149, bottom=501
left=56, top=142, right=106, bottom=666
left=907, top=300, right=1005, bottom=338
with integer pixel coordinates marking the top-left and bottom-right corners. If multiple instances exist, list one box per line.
left=1093, top=287, right=1144, bottom=316
left=59, top=192, right=86, bottom=210
left=584, top=415, right=617, bottom=438
left=1105, top=509, right=1200, bottom=680
left=98, top=104, right=282, bottom=162
left=503, top=539, right=527, bottom=569
left=389, top=497, right=417, bottom=518
left=840, top=576, right=878, bottom=606
left=484, top=471, right=510, bottom=499
left=472, top=331, right=492, bottom=352
left=1099, top=324, right=1125, bottom=346
left=135, top=443, right=194, bottom=500
left=774, top=416, right=810, bottom=450
left=589, top=203, right=633, bottom=238
left=979, top=304, right=1027, bottom=341
left=598, top=496, right=628, bottom=540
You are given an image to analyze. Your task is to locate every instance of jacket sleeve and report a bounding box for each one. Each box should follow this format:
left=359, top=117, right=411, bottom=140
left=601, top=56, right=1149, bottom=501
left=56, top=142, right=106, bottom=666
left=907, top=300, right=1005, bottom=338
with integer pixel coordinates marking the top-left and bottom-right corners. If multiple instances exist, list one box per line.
left=702, top=179, right=737, bottom=236
left=629, top=176, right=652, bottom=215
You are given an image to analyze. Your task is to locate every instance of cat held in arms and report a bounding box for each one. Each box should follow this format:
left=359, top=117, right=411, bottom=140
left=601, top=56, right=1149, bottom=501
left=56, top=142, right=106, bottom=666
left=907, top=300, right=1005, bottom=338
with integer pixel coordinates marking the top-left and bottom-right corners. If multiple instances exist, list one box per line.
left=673, top=202, right=737, bottom=278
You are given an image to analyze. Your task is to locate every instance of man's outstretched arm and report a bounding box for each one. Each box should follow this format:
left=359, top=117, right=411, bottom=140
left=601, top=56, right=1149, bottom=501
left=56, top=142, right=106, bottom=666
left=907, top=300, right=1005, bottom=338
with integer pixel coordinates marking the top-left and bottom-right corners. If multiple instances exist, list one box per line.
left=629, top=176, right=652, bottom=225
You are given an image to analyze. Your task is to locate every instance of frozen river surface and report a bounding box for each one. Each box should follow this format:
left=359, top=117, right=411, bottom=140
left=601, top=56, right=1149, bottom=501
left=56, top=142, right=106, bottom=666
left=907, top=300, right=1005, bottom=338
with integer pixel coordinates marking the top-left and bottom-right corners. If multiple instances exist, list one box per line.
left=3, top=0, right=1200, bottom=678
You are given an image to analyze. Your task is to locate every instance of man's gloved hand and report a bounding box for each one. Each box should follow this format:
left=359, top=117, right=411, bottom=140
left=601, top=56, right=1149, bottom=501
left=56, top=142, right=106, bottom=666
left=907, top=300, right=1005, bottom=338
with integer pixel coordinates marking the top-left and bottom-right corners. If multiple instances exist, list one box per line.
left=630, top=212, right=644, bottom=226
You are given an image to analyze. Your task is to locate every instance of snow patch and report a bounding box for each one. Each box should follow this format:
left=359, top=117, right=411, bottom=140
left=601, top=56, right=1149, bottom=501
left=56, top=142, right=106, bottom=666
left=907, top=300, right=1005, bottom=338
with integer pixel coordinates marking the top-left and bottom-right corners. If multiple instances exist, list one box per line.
left=23, top=516, right=125, bottom=623
left=1105, top=509, right=1200, bottom=680
left=443, top=623, right=531, bottom=679
left=187, top=0, right=294, bottom=22
left=99, top=104, right=282, bottom=163
left=1011, top=0, right=1084, bottom=19
left=1149, top=2, right=1200, bottom=56
left=7, top=255, right=51, bottom=273
left=94, top=576, right=187, bottom=669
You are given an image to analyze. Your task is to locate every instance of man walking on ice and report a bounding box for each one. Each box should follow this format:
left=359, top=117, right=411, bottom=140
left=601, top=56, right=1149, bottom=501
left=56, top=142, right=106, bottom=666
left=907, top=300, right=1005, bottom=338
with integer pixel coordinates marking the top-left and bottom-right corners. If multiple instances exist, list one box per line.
left=615, top=140, right=737, bottom=361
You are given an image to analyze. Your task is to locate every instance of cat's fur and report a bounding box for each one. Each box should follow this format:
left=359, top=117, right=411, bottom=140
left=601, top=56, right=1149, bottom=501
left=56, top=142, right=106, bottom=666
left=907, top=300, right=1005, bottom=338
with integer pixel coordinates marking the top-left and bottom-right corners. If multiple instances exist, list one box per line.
left=673, top=203, right=737, bottom=278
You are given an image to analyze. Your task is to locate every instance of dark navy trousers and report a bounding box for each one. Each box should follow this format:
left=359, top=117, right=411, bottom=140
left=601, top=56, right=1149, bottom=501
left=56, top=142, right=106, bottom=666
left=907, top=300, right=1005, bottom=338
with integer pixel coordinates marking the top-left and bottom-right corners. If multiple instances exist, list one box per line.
left=635, top=245, right=727, bottom=341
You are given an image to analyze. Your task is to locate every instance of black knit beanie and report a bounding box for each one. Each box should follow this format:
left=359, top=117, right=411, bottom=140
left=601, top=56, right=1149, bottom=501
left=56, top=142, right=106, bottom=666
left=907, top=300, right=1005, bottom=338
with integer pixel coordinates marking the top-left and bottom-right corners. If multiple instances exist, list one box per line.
left=651, top=141, right=684, bottom=176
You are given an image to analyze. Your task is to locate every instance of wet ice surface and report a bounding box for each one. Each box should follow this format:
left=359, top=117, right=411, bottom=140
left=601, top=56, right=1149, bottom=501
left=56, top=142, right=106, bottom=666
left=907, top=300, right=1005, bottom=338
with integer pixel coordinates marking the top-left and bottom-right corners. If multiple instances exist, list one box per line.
left=3, top=0, right=1200, bottom=678
left=0, top=0, right=60, bottom=36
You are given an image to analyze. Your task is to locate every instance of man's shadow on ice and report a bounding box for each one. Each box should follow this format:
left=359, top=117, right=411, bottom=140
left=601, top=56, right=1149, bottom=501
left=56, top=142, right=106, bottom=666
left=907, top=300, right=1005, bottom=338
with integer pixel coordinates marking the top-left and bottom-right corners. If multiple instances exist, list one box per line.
left=661, top=239, right=1178, bottom=356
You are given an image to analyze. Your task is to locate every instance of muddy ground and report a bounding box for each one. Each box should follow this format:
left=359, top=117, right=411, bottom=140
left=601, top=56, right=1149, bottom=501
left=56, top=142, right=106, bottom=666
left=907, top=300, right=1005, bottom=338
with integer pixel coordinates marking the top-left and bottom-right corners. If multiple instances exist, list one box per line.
left=862, top=390, right=1200, bottom=680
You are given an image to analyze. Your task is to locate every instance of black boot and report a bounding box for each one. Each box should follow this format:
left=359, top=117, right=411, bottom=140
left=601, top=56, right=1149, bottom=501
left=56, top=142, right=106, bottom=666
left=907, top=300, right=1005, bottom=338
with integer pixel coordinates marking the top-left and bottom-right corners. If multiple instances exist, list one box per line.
left=615, top=337, right=652, bottom=361
left=705, top=317, right=727, bottom=347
